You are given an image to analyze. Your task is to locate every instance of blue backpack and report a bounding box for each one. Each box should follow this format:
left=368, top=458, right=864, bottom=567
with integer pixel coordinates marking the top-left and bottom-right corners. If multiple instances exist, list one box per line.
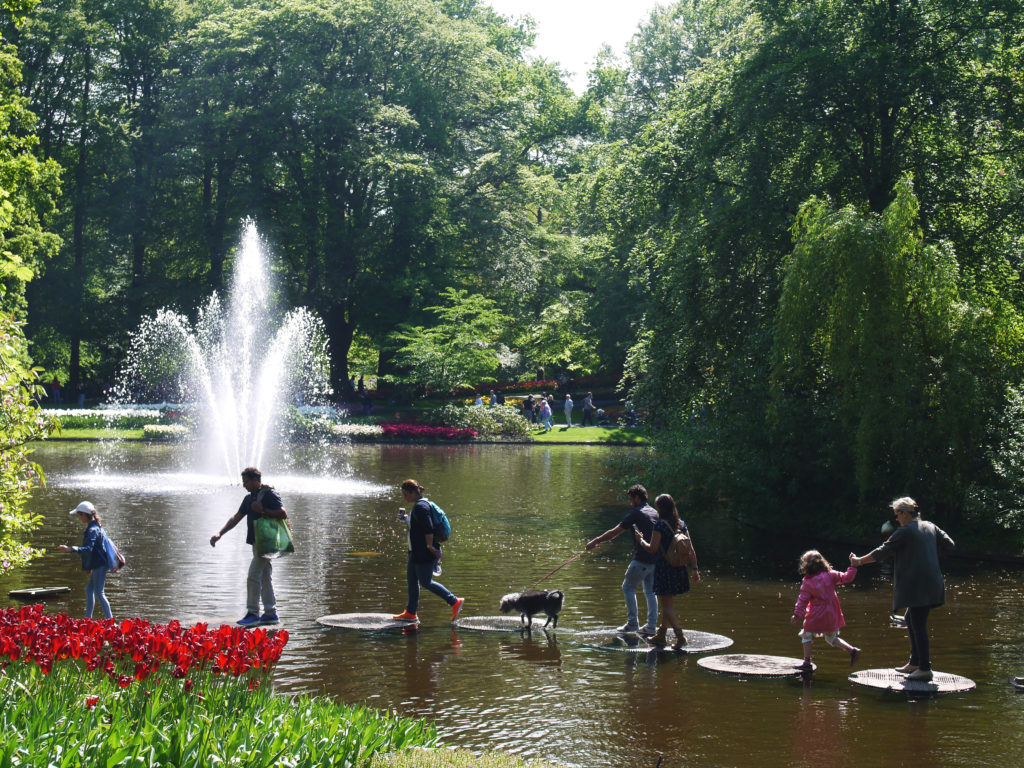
left=426, top=500, right=451, bottom=543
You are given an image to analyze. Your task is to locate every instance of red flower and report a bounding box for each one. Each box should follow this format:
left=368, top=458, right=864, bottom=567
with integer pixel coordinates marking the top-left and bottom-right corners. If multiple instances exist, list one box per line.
left=116, top=674, right=132, bottom=689
left=183, top=678, right=193, bottom=693
left=85, top=696, right=99, bottom=709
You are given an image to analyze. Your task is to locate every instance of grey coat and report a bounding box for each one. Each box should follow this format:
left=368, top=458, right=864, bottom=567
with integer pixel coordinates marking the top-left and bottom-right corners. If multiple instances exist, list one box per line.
left=867, top=519, right=955, bottom=612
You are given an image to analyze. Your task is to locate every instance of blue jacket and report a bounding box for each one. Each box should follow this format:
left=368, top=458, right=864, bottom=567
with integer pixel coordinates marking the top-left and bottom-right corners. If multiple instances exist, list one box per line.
left=73, top=521, right=108, bottom=571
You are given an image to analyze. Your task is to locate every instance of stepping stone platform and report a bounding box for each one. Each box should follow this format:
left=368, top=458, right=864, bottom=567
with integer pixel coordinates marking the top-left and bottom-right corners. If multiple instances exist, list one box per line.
left=849, top=668, right=975, bottom=694
left=698, top=653, right=814, bottom=677
left=575, top=628, right=732, bottom=655
left=8, top=586, right=71, bottom=600
left=454, top=615, right=560, bottom=633
left=316, top=612, right=420, bottom=631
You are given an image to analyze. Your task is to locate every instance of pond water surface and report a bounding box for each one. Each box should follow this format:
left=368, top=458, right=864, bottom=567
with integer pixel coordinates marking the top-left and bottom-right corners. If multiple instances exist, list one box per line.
left=4, top=441, right=1024, bottom=768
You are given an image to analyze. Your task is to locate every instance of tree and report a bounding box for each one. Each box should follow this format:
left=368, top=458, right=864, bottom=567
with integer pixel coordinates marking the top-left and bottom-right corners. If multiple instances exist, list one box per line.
left=389, top=287, right=503, bottom=393
left=0, top=0, right=61, bottom=314
left=0, top=0, right=60, bottom=572
left=772, top=177, right=1022, bottom=532
left=0, top=316, right=58, bottom=572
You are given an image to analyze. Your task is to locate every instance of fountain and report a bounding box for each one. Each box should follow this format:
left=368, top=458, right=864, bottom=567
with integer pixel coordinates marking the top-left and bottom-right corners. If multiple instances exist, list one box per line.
left=111, top=221, right=334, bottom=483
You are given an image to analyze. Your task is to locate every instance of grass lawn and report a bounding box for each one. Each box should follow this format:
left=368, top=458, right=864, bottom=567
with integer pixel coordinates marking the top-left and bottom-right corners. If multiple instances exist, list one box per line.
left=55, top=428, right=146, bottom=440
left=529, top=425, right=647, bottom=445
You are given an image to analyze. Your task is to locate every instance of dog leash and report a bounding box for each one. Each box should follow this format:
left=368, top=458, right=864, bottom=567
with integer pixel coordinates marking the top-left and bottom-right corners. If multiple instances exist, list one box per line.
left=524, top=550, right=587, bottom=592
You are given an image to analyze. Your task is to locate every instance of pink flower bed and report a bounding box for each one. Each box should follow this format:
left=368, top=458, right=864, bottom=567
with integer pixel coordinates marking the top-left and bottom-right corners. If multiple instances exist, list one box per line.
left=381, top=423, right=477, bottom=440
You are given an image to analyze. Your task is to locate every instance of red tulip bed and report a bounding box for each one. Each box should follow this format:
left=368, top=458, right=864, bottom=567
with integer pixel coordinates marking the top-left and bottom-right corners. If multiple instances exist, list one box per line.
left=0, top=605, right=436, bottom=766
left=381, top=423, right=477, bottom=440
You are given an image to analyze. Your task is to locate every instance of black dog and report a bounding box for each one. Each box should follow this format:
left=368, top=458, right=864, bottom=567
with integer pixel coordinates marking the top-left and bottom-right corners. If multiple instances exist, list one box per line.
left=499, top=590, right=564, bottom=629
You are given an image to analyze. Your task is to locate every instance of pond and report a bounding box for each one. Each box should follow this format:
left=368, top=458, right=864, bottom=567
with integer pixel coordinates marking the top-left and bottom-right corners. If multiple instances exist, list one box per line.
left=4, top=441, right=1024, bottom=767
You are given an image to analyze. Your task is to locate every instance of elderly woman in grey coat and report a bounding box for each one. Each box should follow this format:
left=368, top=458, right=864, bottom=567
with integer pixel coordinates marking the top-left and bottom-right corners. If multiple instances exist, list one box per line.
left=850, top=497, right=954, bottom=682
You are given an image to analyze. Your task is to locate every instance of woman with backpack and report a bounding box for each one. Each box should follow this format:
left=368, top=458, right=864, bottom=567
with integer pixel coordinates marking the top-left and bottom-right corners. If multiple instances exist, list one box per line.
left=58, top=501, right=114, bottom=620
left=393, top=479, right=464, bottom=624
left=633, top=493, right=700, bottom=649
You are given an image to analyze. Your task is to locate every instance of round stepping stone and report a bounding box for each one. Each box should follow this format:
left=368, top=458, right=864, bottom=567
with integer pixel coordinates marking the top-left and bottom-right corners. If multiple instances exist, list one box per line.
left=575, top=628, right=732, bottom=654
left=849, top=668, right=975, bottom=694
left=316, top=613, right=420, bottom=631
left=8, top=586, right=71, bottom=600
left=698, top=653, right=814, bottom=676
left=454, top=615, right=559, bottom=633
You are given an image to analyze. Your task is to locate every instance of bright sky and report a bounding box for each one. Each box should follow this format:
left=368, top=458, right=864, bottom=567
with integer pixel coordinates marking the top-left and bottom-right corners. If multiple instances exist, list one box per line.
left=485, top=0, right=665, bottom=93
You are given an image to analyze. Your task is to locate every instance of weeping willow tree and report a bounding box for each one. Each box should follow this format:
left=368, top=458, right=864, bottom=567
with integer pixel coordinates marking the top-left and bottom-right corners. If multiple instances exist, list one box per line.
left=771, top=176, right=1024, bottom=540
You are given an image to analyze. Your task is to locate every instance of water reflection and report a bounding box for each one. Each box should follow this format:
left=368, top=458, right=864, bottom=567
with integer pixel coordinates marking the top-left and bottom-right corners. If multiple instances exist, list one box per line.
left=7, top=442, right=1024, bottom=767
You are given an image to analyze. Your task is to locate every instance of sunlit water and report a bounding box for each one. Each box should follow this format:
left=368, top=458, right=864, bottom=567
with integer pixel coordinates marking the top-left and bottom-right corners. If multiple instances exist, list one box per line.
left=6, top=442, right=1024, bottom=768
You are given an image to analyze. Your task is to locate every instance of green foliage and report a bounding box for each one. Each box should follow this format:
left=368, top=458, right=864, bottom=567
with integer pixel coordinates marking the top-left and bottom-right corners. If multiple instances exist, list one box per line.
left=0, top=660, right=438, bottom=766
left=280, top=406, right=337, bottom=444
left=0, top=0, right=61, bottom=314
left=422, top=403, right=529, bottom=438
left=0, top=315, right=58, bottom=572
left=773, top=177, right=1024, bottom=529
left=390, top=288, right=504, bottom=394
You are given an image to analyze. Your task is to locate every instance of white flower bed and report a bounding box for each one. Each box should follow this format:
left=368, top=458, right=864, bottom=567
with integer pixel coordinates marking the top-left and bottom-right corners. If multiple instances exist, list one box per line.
left=330, top=423, right=384, bottom=438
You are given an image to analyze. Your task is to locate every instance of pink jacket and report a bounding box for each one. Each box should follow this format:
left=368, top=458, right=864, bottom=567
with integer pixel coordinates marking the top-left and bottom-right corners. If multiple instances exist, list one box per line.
left=793, top=566, right=857, bottom=634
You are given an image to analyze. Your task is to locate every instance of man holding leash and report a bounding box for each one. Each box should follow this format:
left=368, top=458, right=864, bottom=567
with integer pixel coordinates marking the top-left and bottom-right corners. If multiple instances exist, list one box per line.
left=585, top=484, right=659, bottom=635
left=210, top=467, right=288, bottom=626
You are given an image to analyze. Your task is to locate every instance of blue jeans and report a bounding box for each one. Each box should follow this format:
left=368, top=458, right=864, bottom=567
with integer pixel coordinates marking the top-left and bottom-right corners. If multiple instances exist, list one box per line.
left=85, top=566, right=112, bottom=619
left=247, top=547, right=276, bottom=615
left=622, top=559, right=657, bottom=630
left=406, top=555, right=456, bottom=614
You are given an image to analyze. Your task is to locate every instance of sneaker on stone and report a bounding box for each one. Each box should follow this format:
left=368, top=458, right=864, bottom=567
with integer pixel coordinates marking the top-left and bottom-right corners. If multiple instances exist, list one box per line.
left=259, top=612, right=280, bottom=625
left=236, top=613, right=260, bottom=627
left=637, top=625, right=657, bottom=637
left=616, top=622, right=641, bottom=633
left=450, top=597, right=465, bottom=621
left=393, top=610, right=418, bottom=621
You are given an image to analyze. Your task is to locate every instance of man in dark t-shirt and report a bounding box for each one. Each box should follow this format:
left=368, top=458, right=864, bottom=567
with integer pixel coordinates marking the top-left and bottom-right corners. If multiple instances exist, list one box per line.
left=586, top=484, right=659, bottom=635
left=210, top=466, right=289, bottom=626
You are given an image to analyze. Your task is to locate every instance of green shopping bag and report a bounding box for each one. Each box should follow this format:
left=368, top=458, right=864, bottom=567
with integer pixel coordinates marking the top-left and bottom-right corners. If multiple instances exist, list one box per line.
left=254, top=517, right=295, bottom=558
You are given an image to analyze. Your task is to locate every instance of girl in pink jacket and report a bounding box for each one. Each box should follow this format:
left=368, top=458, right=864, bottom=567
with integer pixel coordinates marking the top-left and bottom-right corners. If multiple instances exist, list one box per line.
left=791, top=550, right=860, bottom=671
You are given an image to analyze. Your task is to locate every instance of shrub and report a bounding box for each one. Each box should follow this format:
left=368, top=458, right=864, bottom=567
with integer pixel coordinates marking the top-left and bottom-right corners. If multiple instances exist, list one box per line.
left=422, top=404, right=530, bottom=438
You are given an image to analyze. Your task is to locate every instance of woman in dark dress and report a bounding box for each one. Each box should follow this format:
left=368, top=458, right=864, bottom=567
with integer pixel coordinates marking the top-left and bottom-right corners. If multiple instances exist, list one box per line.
left=634, top=493, right=701, bottom=649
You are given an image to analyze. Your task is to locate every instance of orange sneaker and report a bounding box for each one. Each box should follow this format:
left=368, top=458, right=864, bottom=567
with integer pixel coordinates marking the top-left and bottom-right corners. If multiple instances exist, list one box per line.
left=450, top=597, right=465, bottom=621
left=393, top=610, right=418, bottom=622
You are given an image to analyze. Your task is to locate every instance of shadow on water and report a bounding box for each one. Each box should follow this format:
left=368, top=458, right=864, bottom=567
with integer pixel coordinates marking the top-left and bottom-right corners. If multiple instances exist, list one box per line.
left=6, top=441, right=1024, bottom=768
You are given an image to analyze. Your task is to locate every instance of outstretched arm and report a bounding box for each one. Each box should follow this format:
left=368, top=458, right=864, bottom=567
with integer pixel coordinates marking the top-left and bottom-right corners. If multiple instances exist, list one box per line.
left=211, top=511, right=245, bottom=547
left=586, top=525, right=624, bottom=551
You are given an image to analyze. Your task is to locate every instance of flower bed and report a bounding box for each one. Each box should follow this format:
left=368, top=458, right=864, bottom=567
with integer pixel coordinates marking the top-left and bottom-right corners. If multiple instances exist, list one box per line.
left=331, top=423, right=385, bottom=439
left=381, top=424, right=477, bottom=440
left=0, top=605, right=437, bottom=765
left=143, top=423, right=190, bottom=440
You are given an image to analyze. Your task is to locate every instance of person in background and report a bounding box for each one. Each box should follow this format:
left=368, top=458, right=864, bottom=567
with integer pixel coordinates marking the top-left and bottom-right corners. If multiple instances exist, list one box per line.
left=564, top=393, right=574, bottom=427
left=586, top=484, right=659, bottom=636
left=474, top=391, right=484, bottom=407
left=58, top=501, right=113, bottom=620
left=393, top=479, right=464, bottom=623
left=210, top=467, right=289, bottom=626
left=850, top=497, right=954, bottom=682
left=539, top=396, right=553, bottom=432
left=582, top=392, right=596, bottom=426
